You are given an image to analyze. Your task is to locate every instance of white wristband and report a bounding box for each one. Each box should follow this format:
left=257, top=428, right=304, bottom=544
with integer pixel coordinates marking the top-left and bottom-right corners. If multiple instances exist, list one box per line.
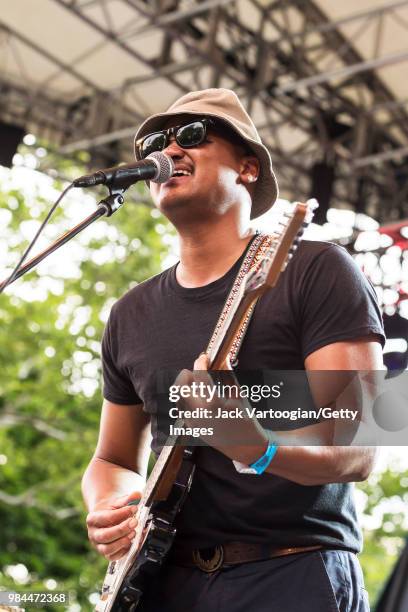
left=232, top=460, right=257, bottom=474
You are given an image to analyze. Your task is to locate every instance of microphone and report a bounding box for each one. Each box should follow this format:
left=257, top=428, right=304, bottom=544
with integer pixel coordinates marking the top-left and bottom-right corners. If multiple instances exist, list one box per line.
left=73, top=151, right=174, bottom=190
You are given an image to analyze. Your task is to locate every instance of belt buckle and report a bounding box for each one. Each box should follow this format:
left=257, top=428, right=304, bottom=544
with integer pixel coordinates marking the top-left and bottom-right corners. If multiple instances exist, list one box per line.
left=192, top=545, right=224, bottom=573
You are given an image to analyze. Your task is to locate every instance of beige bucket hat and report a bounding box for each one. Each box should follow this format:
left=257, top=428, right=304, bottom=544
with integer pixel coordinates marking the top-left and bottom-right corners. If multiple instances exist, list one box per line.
left=134, top=88, right=279, bottom=219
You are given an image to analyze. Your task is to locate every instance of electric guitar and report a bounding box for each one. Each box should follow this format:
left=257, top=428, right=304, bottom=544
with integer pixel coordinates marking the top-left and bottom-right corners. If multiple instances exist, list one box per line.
left=94, top=199, right=317, bottom=612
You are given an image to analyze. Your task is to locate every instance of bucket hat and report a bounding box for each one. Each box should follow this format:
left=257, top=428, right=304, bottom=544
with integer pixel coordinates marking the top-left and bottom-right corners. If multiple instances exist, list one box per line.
left=134, top=88, right=278, bottom=219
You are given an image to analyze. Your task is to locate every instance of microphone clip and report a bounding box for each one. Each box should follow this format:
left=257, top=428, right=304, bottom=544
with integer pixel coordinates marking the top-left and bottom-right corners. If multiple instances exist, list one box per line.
left=98, top=189, right=125, bottom=217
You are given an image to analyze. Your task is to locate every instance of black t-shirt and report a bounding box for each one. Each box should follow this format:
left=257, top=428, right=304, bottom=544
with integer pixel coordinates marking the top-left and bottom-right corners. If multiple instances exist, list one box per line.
left=101, top=239, right=385, bottom=552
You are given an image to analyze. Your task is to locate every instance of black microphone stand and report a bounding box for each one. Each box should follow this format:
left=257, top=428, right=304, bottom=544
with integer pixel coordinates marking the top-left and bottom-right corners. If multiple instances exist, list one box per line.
left=0, top=190, right=125, bottom=292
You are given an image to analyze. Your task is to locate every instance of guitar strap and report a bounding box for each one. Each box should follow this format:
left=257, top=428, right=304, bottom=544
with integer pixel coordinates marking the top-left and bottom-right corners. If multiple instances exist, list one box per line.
left=206, top=231, right=274, bottom=366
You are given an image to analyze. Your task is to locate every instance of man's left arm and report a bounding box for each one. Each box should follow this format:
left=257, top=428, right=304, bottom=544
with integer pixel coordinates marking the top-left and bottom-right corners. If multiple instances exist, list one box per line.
left=194, top=337, right=383, bottom=486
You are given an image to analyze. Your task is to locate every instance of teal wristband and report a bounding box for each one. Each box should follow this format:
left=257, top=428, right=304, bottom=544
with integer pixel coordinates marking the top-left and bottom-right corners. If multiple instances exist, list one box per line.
left=249, top=441, right=278, bottom=475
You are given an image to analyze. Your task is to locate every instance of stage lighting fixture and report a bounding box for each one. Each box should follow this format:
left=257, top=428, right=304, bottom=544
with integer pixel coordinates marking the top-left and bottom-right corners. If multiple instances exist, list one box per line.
left=310, top=161, right=335, bottom=225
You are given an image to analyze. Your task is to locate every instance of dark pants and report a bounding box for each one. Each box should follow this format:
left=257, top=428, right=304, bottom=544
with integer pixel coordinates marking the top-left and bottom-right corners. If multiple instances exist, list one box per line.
left=139, top=550, right=370, bottom=612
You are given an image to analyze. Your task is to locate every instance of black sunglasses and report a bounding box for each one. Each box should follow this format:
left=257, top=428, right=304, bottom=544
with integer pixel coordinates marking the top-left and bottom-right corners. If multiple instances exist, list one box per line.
left=135, top=118, right=216, bottom=160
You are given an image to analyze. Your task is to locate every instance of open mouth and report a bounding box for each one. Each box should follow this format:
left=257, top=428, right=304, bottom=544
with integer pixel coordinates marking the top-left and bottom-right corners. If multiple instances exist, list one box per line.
left=173, top=169, right=193, bottom=177
left=164, top=169, right=193, bottom=186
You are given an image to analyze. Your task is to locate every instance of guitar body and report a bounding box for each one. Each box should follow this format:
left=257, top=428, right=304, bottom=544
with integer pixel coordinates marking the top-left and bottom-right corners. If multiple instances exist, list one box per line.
left=97, top=449, right=195, bottom=612
left=94, top=201, right=317, bottom=611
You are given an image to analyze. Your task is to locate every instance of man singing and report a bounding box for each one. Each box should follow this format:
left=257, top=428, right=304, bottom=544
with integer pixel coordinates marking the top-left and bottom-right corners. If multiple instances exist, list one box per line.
left=82, top=88, right=384, bottom=611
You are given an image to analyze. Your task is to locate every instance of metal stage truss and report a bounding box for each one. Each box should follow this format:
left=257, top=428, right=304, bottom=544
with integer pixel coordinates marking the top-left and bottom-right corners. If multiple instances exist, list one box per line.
left=1, top=0, right=408, bottom=222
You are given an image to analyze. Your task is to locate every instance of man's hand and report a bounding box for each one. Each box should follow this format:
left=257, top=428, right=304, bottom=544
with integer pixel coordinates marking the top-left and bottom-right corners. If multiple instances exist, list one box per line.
left=175, top=353, right=269, bottom=465
left=86, top=491, right=142, bottom=561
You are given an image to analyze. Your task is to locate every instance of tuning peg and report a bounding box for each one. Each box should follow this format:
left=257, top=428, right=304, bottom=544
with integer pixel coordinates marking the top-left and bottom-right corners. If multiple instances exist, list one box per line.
left=306, top=198, right=319, bottom=210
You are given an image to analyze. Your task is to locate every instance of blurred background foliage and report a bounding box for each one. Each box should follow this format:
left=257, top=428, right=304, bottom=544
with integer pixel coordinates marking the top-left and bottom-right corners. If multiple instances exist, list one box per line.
left=0, top=145, right=406, bottom=610
left=0, top=145, right=172, bottom=610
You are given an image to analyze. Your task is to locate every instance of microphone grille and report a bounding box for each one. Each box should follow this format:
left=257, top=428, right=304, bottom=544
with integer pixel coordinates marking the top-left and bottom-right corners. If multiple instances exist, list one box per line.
left=146, top=151, right=174, bottom=183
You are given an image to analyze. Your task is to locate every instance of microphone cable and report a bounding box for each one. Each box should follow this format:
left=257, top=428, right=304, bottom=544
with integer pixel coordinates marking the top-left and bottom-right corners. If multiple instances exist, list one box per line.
left=0, top=182, right=74, bottom=295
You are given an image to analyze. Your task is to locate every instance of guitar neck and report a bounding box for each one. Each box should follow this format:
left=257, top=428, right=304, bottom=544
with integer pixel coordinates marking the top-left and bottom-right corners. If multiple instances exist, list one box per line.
left=211, top=291, right=259, bottom=369
left=209, top=202, right=311, bottom=370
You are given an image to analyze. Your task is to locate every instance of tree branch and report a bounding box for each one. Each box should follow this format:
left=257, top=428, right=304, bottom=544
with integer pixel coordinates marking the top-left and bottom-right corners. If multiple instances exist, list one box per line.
left=0, top=411, right=67, bottom=440
left=0, top=480, right=80, bottom=519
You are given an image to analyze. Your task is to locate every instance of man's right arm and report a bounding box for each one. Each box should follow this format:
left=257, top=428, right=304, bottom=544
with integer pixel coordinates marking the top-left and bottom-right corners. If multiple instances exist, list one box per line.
left=82, top=400, right=151, bottom=561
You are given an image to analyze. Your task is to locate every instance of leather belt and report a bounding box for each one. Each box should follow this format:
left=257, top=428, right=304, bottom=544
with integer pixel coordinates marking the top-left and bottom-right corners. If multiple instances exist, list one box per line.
left=169, top=542, right=323, bottom=573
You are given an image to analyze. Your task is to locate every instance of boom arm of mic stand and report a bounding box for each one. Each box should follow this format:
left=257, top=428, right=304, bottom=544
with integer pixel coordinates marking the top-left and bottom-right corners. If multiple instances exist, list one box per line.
left=0, top=191, right=125, bottom=293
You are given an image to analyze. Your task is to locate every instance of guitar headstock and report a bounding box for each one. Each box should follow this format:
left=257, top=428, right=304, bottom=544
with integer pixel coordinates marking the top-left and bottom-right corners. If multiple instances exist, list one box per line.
left=246, top=199, right=318, bottom=293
